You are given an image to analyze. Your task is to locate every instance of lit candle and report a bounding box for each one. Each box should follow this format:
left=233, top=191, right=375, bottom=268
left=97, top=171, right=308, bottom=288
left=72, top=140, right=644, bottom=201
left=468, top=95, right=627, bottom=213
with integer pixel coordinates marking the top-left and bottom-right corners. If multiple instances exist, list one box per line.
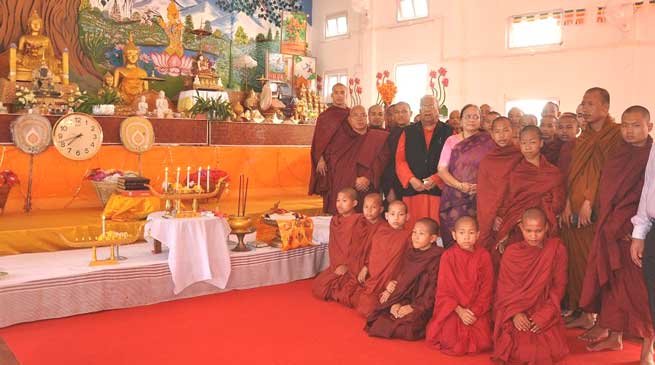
left=186, top=166, right=191, bottom=188
left=206, top=165, right=210, bottom=191
left=176, top=167, right=180, bottom=191
left=101, top=215, right=106, bottom=236
left=197, top=167, right=201, bottom=189
left=164, top=167, right=169, bottom=191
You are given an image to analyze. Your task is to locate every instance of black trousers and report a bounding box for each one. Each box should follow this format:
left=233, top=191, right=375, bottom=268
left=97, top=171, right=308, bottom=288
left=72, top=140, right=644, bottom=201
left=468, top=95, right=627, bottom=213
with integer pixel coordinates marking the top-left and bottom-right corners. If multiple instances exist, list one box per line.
left=643, top=226, right=655, bottom=329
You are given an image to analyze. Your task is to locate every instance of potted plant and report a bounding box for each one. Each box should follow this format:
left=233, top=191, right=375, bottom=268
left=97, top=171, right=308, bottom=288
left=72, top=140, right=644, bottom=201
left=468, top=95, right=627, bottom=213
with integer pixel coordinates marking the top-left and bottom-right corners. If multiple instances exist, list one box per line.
left=188, top=93, right=235, bottom=121
left=75, top=89, right=122, bottom=115
left=0, top=170, right=19, bottom=214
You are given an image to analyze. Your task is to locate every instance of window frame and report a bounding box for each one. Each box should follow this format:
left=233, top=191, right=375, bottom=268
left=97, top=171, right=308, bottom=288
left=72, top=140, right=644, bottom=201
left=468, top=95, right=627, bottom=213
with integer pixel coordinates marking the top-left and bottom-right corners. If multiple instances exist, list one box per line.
left=396, top=0, right=430, bottom=23
left=324, top=12, right=349, bottom=40
left=507, top=10, right=564, bottom=50
left=393, top=62, right=430, bottom=119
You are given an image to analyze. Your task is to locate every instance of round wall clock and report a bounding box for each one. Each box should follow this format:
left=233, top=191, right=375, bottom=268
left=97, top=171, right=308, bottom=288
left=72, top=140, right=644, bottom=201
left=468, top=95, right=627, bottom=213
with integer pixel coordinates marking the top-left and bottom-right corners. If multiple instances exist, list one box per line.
left=120, top=116, right=154, bottom=153
left=52, top=113, right=103, bottom=160
left=10, top=114, right=52, bottom=155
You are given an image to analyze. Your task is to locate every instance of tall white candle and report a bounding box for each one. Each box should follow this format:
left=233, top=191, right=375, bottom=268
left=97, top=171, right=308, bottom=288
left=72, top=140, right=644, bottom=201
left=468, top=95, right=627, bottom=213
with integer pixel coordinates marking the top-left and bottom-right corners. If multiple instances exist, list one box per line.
left=164, top=167, right=169, bottom=191
left=197, top=167, right=201, bottom=188
left=186, top=166, right=191, bottom=188
left=176, top=167, right=180, bottom=191
left=206, top=165, right=210, bottom=191
left=101, top=215, right=106, bottom=236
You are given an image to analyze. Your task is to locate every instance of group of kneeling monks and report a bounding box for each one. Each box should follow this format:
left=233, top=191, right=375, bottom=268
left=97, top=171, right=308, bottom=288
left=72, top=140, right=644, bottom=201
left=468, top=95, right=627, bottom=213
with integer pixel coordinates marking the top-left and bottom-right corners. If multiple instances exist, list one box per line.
left=311, top=93, right=654, bottom=365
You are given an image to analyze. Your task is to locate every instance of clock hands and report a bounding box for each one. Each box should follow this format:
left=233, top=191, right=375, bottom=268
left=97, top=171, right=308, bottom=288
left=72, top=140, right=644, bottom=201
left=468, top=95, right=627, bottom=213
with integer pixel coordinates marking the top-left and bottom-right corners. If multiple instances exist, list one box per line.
left=65, top=133, right=83, bottom=146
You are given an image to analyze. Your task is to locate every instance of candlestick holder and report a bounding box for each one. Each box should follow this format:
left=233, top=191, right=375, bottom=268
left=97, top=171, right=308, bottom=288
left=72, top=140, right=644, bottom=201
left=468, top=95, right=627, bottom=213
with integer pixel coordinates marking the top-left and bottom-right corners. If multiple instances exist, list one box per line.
left=146, top=179, right=227, bottom=218
left=59, top=230, right=142, bottom=267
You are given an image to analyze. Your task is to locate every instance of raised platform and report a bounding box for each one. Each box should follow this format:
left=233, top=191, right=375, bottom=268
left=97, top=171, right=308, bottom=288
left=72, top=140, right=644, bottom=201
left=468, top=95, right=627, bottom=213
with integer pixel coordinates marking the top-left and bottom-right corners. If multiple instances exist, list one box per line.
left=0, top=241, right=329, bottom=328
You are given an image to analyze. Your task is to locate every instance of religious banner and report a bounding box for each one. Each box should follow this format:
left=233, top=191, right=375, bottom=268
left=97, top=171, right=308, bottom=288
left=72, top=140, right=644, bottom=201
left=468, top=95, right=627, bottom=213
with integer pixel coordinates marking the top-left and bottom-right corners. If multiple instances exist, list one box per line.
left=563, top=9, right=575, bottom=26
left=575, top=8, right=586, bottom=25
left=266, top=52, right=294, bottom=83
left=280, top=12, right=309, bottom=56
left=597, top=7, right=607, bottom=23
left=292, top=56, right=317, bottom=91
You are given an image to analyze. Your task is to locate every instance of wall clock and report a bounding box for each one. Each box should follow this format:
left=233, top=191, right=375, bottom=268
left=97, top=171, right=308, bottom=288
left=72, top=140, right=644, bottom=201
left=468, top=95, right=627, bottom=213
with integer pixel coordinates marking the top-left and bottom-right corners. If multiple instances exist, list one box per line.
left=120, top=116, right=154, bottom=153
left=10, top=114, right=52, bottom=155
left=52, top=113, right=103, bottom=160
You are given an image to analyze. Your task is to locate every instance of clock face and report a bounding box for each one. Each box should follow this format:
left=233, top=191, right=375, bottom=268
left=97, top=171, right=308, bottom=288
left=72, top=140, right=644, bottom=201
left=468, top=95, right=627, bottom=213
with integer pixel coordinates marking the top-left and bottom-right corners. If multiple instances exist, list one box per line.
left=120, top=116, right=154, bottom=153
left=52, top=113, right=103, bottom=160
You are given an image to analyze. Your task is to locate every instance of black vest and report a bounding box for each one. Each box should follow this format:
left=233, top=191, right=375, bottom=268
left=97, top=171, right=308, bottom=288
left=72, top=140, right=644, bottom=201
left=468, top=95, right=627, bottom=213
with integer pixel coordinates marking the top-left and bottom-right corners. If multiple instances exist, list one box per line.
left=402, top=121, right=452, bottom=197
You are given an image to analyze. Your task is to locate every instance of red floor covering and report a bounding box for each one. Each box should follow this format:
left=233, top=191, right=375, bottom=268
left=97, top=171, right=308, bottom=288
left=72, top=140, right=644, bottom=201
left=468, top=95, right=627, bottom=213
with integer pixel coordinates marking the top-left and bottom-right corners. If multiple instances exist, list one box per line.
left=0, top=279, right=643, bottom=365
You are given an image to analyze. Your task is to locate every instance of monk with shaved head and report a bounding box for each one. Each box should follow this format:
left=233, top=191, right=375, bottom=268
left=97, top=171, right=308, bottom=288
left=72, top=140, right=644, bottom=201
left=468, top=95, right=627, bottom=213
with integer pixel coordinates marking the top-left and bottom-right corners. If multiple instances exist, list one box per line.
left=381, top=102, right=412, bottom=204
left=368, top=104, right=385, bottom=130
left=556, top=112, right=581, bottom=176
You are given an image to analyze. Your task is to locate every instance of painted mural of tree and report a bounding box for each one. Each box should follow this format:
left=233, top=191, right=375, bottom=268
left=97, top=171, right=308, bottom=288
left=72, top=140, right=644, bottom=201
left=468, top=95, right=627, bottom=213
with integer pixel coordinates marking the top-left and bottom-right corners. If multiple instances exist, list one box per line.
left=214, top=0, right=304, bottom=87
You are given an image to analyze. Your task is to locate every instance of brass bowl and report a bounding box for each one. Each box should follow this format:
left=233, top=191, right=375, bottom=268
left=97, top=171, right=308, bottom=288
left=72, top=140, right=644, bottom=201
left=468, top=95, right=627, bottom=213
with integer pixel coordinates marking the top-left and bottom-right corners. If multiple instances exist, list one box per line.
left=227, top=215, right=253, bottom=233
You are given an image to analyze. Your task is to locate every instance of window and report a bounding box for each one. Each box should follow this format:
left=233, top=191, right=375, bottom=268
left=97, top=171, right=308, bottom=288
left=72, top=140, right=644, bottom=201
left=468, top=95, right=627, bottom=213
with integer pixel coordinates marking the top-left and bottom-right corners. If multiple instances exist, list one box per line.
left=397, top=0, right=429, bottom=21
left=508, top=11, right=563, bottom=49
left=325, top=13, right=348, bottom=38
left=394, top=63, right=429, bottom=118
left=324, top=72, right=349, bottom=101
left=505, top=98, right=559, bottom=122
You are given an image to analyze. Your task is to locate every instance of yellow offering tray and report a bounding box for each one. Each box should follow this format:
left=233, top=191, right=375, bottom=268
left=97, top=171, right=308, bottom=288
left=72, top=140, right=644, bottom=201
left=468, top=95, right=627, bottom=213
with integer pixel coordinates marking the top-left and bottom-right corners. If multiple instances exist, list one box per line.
left=58, top=230, right=141, bottom=266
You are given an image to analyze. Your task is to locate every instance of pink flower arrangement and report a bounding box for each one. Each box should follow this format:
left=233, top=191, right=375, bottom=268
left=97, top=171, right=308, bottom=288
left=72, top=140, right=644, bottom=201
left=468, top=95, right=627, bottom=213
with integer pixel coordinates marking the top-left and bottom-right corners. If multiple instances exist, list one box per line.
left=150, top=52, right=194, bottom=77
left=428, top=67, right=450, bottom=115
left=0, top=170, right=19, bottom=188
left=348, top=77, right=362, bottom=106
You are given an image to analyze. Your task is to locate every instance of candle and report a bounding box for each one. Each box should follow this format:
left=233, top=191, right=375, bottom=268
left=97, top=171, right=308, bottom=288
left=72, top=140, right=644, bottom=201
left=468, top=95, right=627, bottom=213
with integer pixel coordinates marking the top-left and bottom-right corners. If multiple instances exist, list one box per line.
left=101, top=215, right=106, bottom=236
left=197, top=167, right=201, bottom=189
left=176, top=167, right=181, bottom=191
left=186, top=166, right=191, bottom=188
left=164, top=167, right=169, bottom=191
left=206, top=165, right=210, bottom=192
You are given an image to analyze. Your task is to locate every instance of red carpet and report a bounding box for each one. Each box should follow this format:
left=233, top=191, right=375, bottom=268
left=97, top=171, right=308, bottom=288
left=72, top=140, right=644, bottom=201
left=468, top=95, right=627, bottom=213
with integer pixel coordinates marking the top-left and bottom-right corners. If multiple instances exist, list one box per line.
left=0, top=279, right=643, bottom=365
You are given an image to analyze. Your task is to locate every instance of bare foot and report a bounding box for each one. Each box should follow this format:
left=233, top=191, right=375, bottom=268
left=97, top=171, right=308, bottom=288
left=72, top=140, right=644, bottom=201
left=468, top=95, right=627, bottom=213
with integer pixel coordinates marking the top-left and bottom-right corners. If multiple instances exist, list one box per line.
left=641, top=337, right=655, bottom=365
left=578, top=324, right=609, bottom=342
left=566, top=312, right=596, bottom=329
left=587, top=332, right=623, bottom=352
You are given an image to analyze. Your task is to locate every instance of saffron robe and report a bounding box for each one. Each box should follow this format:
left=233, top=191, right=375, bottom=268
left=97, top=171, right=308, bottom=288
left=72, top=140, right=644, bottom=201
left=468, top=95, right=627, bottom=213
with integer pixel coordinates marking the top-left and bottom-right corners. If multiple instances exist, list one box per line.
left=323, top=123, right=389, bottom=215
left=351, top=224, right=412, bottom=317
left=426, top=245, right=494, bottom=355
left=496, top=156, right=565, bottom=249
left=365, top=243, right=444, bottom=340
left=312, top=213, right=361, bottom=302
left=309, top=106, right=350, bottom=212
left=493, top=238, right=569, bottom=365
left=580, top=137, right=654, bottom=338
left=541, top=138, right=565, bottom=166
left=560, top=118, right=622, bottom=308
left=440, top=132, right=495, bottom=246
left=476, top=144, right=522, bottom=249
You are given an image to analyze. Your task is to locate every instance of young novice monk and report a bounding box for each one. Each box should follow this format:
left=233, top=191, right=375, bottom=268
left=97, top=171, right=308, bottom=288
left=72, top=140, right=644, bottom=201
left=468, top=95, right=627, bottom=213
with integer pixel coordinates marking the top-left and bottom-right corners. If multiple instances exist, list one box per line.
left=493, top=208, right=569, bottom=365
left=312, top=188, right=361, bottom=302
left=426, top=216, right=494, bottom=355
left=352, top=200, right=412, bottom=317
left=556, top=112, right=580, bottom=176
left=540, top=115, right=563, bottom=165
left=366, top=218, right=444, bottom=340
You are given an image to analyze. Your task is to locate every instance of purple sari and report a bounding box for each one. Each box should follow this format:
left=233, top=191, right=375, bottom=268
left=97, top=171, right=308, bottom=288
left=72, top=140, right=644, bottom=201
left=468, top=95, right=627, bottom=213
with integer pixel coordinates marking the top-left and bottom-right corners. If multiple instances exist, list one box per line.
left=439, top=132, right=495, bottom=246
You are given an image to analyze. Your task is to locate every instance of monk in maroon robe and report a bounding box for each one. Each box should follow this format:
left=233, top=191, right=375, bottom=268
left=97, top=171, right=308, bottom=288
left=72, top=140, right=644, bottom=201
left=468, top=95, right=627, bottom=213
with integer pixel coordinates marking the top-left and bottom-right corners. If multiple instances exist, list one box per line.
left=477, top=117, right=522, bottom=251
left=540, top=115, right=564, bottom=165
left=493, top=208, right=569, bottom=365
left=555, top=113, right=580, bottom=176
left=579, top=106, right=654, bottom=364
left=323, top=106, right=390, bottom=214
left=309, top=83, right=350, bottom=212
left=312, top=188, right=361, bottom=302
left=426, top=216, right=494, bottom=355
left=496, top=126, right=565, bottom=253
left=366, top=218, right=444, bottom=340
left=352, top=200, right=412, bottom=317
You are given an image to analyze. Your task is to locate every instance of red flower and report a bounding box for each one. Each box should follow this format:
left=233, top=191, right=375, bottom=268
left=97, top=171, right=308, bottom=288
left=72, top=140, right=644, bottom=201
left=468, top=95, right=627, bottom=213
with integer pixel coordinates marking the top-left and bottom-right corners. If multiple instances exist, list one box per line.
left=356, top=86, right=362, bottom=94
left=438, top=67, right=447, bottom=76
left=383, top=70, right=390, bottom=78
left=442, top=78, right=449, bottom=87
left=316, top=75, right=322, bottom=82
left=0, top=170, right=19, bottom=187
left=429, top=70, right=437, bottom=78
left=354, top=77, right=360, bottom=84
left=429, top=81, right=435, bottom=88
left=348, top=78, right=355, bottom=85
left=376, top=72, right=383, bottom=80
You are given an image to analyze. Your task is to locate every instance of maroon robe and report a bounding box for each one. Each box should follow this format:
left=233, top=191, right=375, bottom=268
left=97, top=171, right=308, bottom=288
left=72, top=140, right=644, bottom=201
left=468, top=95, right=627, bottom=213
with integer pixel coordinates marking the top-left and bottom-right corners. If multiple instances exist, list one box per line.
left=476, top=145, right=522, bottom=249
left=557, top=140, right=576, bottom=176
left=312, top=213, right=361, bottom=303
left=366, top=243, right=444, bottom=340
left=426, top=245, right=494, bottom=355
left=493, top=238, right=569, bottom=365
left=580, top=137, right=654, bottom=338
left=351, top=224, right=412, bottom=317
left=309, top=106, right=350, bottom=212
left=541, top=138, right=565, bottom=166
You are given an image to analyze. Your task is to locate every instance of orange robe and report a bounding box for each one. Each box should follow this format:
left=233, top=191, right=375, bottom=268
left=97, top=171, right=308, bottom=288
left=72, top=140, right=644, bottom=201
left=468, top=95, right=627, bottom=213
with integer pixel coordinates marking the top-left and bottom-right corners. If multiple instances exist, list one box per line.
left=493, top=238, right=569, bottom=365
left=351, top=224, right=412, bottom=317
left=426, top=245, right=494, bottom=355
left=561, top=118, right=622, bottom=308
left=580, top=137, right=654, bottom=338
left=395, top=128, right=444, bottom=228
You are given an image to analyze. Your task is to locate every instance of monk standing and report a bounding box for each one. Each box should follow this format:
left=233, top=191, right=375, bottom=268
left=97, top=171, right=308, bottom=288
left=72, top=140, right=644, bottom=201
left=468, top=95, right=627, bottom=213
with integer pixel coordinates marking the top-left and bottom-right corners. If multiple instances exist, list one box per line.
left=579, top=106, right=654, bottom=365
left=540, top=115, right=563, bottom=165
left=309, top=83, right=350, bottom=212
left=556, top=112, right=580, bottom=176
left=576, top=104, right=588, bottom=132
left=381, top=102, right=412, bottom=203
left=542, top=101, right=561, bottom=118
left=483, top=111, right=501, bottom=132
left=493, top=208, right=569, bottom=365
left=368, top=104, right=386, bottom=130
left=562, top=88, right=622, bottom=329
left=366, top=218, right=444, bottom=340
left=395, top=95, right=452, bottom=228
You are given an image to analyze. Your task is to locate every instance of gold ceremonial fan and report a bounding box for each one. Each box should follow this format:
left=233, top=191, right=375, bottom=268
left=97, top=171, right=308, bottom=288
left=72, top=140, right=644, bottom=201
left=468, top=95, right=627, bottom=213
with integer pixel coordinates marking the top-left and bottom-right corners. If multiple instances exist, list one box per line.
left=120, top=116, right=154, bottom=153
left=10, top=114, right=52, bottom=155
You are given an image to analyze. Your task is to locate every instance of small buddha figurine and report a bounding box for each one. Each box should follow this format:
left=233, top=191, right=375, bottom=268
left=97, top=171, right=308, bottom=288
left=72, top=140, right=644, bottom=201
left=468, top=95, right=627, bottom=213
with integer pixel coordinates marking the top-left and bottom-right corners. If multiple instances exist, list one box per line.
left=113, top=34, right=148, bottom=105
left=155, top=90, right=169, bottom=118
left=16, top=10, right=62, bottom=79
left=136, top=96, right=148, bottom=116
left=98, top=72, right=116, bottom=97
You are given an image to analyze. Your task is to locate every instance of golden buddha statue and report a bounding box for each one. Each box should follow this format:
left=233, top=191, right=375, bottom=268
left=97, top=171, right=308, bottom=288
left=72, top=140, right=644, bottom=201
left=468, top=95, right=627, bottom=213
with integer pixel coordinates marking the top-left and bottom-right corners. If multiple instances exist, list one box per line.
left=157, top=0, right=184, bottom=57
left=113, top=34, right=148, bottom=105
left=10, top=9, right=68, bottom=84
left=98, top=72, right=116, bottom=97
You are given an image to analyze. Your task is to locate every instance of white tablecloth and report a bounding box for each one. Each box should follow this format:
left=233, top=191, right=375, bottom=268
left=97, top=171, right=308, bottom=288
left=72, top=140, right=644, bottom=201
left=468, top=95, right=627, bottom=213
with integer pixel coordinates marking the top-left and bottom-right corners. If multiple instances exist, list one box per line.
left=145, top=212, right=231, bottom=294
left=311, top=216, right=332, bottom=244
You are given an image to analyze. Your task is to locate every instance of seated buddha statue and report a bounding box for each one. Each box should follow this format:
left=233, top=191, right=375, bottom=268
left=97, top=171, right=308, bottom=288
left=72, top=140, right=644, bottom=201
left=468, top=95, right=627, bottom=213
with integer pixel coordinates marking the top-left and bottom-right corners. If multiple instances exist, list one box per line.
left=113, top=34, right=148, bottom=105
left=12, top=9, right=68, bottom=84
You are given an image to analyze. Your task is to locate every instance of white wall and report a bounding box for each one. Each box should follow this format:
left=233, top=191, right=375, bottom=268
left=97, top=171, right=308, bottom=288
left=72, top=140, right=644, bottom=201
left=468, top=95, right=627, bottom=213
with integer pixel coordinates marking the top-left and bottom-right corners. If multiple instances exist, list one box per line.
left=312, top=0, right=655, bottom=119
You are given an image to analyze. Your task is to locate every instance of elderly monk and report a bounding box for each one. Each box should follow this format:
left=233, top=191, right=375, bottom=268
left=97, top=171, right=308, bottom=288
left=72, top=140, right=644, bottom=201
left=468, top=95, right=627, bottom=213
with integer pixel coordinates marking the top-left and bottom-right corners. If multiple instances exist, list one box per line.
left=562, top=87, right=623, bottom=330
left=540, top=115, right=564, bottom=165
left=477, top=117, right=522, bottom=252
left=395, top=95, right=452, bottom=228
left=447, top=110, right=462, bottom=134
left=542, top=101, right=561, bottom=118
left=321, top=106, right=390, bottom=214
left=368, top=104, right=386, bottom=130
left=382, top=102, right=412, bottom=203
left=493, top=208, right=569, bottom=365
left=309, top=83, right=350, bottom=212
left=579, top=106, right=654, bottom=365
left=556, top=112, right=580, bottom=176
left=483, top=111, right=501, bottom=132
